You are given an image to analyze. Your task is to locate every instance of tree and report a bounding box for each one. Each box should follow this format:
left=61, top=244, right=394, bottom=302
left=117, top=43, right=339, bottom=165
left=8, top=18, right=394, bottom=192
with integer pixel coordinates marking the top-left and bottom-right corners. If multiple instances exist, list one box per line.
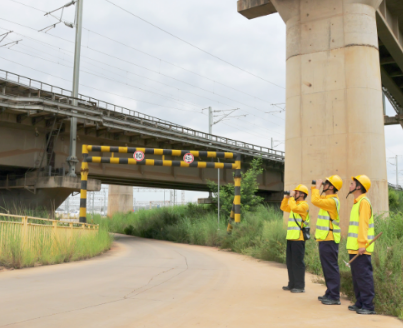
left=207, top=158, right=264, bottom=218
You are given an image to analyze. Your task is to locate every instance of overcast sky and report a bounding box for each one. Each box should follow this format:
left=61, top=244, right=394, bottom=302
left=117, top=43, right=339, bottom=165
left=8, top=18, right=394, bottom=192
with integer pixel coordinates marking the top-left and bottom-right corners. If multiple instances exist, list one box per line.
left=1, top=0, right=402, bottom=204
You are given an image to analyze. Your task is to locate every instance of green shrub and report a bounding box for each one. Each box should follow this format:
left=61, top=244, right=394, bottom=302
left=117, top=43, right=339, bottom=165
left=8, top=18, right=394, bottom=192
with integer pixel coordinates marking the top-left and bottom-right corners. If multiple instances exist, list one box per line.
left=207, top=158, right=264, bottom=217
left=123, top=225, right=134, bottom=235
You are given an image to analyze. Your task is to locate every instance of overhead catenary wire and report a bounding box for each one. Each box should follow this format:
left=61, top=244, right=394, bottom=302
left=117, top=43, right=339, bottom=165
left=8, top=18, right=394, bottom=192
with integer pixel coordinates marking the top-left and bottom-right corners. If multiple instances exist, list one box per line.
left=2, top=44, right=284, bottom=136
left=0, top=27, right=286, bottom=132
left=104, top=0, right=285, bottom=90
left=4, top=47, right=206, bottom=112
left=0, top=9, right=286, bottom=138
left=0, top=6, right=284, bottom=107
left=0, top=53, right=284, bottom=140
left=0, top=20, right=286, bottom=124
left=0, top=55, right=201, bottom=113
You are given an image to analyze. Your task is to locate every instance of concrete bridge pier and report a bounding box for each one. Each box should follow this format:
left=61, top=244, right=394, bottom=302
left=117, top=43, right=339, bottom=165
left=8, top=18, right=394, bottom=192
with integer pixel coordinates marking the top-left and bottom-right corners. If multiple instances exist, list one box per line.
left=239, top=0, right=389, bottom=232
left=107, top=185, right=134, bottom=218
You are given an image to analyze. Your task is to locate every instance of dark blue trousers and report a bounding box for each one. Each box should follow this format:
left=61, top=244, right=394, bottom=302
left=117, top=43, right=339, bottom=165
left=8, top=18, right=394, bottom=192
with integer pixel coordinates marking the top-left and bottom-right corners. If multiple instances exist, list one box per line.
left=286, top=240, right=305, bottom=290
left=350, top=254, right=375, bottom=311
left=319, top=241, right=340, bottom=300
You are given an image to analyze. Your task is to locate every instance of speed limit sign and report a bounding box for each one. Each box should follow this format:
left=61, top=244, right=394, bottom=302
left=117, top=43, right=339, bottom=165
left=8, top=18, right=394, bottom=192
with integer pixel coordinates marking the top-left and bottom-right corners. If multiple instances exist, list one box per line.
left=133, top=151, right=145, bottom=162
left=183, top=153, right=194, bottom=164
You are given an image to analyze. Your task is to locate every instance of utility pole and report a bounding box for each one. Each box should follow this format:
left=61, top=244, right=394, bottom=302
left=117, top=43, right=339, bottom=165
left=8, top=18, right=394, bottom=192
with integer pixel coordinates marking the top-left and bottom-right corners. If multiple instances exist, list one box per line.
left=104, top=189, right=108, bottom=216
left=208, top=106, right=213, bottom=137
left=67, top=0, right=83, bottom=177
left=396, top=155, right=399, bottom=188
left=203, top=106, right=244, bottom=227
left=218, top=158, right=220, bottom=229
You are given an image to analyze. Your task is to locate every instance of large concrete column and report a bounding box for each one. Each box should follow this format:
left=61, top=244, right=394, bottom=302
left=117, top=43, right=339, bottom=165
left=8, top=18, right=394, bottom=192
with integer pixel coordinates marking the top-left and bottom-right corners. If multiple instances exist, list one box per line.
left=107, top=185, right=133, bottom=218
left=270, top=0, right=388, bottom=232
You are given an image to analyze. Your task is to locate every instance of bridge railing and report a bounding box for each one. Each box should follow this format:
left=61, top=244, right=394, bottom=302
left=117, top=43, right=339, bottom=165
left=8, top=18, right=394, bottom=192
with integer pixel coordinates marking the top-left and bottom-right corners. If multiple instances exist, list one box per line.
left=0, top=69, right=285, bottom=162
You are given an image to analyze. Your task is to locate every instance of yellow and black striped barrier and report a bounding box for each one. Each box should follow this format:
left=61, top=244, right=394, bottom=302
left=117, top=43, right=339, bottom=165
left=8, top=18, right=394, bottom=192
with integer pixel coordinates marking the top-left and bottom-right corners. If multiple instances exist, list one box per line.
left=79, top=145, right=241, bottom=231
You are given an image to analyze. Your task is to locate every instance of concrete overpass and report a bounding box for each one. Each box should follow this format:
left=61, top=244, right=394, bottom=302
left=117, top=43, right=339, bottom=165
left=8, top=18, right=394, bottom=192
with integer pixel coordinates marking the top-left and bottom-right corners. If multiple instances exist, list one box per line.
left=238, top=0, right=403, bottom=127
left=0, top=70, right=285, bottom=211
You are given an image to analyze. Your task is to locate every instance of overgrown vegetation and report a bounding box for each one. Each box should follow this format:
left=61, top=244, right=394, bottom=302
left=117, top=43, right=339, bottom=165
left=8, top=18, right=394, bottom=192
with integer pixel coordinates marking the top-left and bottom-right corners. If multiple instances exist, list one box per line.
left=102, top=204, right=403, bottom=319
left=99, top=164, right=403, bottom=319
left=207, top=158, right=264, bottom=216
left=0, top=220, right=112, bottom=269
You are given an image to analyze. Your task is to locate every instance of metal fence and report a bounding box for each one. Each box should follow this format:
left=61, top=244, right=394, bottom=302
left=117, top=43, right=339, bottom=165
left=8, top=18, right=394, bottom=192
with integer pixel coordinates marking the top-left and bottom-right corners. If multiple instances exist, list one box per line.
left=0, top=213, right=98, bottom=255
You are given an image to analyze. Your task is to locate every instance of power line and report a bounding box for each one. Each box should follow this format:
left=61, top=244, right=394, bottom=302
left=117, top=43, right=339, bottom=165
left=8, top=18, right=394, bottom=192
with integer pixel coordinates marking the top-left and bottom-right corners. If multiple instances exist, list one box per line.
left=5, top=44, right=285, bottom=135
left=0, top=26, right=285, bottom=128
left=1, top=41, right=284, bottom=139
left=0, top=16, right=285, bottom=138
left=200, top=112, right=281, bottom=140
left=0, top=19, right=286, bottom=124
left=4, top=47, right=205, bottom=112
left=7, top=0, right=46, bottom=13
left=0, top=10, right=282, bottom=109
left=0, top=55, right=200, bottom=113
left=0, top=53, right=282, bottom=140
left=15, top=39, right=236, bottom=108
left=105, top=0, right=285, bottom=90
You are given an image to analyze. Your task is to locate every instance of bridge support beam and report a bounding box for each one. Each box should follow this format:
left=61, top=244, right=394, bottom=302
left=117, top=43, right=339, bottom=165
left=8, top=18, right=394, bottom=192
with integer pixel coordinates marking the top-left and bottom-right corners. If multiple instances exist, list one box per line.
left=107, top=185, right=134, bottom=218
left=239, top=0, right=389, bottom=233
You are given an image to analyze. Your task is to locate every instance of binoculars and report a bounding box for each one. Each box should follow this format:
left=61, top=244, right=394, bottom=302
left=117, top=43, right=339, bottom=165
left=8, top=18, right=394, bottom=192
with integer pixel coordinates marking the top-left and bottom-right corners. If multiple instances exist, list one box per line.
left=284, top=191, right=290, bottom=196
left=312, top=180, right=325, bottom=185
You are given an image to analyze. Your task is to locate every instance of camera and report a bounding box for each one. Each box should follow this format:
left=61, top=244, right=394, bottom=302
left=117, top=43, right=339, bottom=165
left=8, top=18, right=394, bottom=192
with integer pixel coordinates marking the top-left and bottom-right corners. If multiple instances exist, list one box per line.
left=284, top=191, right=290, bottom=196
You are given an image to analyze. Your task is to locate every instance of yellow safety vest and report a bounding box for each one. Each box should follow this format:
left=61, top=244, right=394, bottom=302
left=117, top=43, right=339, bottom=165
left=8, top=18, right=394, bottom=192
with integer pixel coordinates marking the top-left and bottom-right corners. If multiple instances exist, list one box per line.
left=286, top=208, right=310, bottom=240
left=346, top=197, right=375, bottom=253
left=314, top=197, right=341, bottom=244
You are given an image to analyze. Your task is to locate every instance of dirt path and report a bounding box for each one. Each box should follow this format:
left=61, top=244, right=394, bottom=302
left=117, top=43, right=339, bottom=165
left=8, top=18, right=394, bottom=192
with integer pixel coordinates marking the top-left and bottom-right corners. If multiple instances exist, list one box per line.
left=0, top=235, right=401, bottom=328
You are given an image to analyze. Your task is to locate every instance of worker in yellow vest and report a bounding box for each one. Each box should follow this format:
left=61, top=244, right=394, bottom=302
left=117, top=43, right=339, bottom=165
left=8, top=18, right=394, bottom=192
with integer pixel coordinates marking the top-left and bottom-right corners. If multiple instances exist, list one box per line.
left=311, top=175, right=343, bottom=305
left=280, top=185, right=310, bottom=293
left=346, top=175, right=376, bottom=315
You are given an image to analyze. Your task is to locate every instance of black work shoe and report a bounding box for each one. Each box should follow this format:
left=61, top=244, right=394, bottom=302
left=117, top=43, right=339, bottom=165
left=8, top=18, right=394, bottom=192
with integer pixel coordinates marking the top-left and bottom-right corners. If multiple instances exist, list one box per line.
left=318, top=295, right=329, bottom=301
left=356, top=308, right=376, bottom=315
left=348, top=305, right=360, bottom=311
left=282, top=286, right=291, bottom=291
left=290, top=288, right=305, bottom=293
left=322, top=299, right=341, bottom=305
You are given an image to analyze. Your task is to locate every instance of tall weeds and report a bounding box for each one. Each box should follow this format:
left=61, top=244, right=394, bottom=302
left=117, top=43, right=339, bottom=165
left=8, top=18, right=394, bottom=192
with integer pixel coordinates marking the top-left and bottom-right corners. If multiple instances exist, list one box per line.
left=0, top=221, right=112, bottom=269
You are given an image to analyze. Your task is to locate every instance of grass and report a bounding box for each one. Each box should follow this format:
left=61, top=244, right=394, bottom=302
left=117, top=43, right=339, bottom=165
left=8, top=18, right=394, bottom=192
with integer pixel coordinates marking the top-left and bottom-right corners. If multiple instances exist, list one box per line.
left=102, top=202, right=403, bottom=319
left=0, top=219, right=112, bottom=269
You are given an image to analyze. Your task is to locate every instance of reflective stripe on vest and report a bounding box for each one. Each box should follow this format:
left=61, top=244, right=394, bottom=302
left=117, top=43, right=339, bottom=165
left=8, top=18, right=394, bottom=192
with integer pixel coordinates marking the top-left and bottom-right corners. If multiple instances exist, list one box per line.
left=286, top=203, right=310, bottom=240
left=314, top=197, right=341, bottom=243
left=347, top=197, right=375, bottom=252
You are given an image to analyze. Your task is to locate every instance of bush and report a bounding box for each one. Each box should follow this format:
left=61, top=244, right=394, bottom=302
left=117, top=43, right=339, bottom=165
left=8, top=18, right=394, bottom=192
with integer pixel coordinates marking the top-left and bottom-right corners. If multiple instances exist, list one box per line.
left=207, top=158, right=264, bottom=217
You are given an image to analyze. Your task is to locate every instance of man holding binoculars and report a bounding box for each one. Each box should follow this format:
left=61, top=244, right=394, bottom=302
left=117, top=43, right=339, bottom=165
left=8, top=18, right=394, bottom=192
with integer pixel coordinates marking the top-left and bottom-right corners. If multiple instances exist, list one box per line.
left=311, top=176, right=343, bottom=305
left=280, top=185, right=310, bottom=293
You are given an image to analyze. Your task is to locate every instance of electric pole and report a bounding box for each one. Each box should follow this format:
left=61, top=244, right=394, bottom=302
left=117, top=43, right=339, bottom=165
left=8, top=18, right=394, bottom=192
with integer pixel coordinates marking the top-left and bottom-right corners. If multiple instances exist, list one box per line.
left=67, top=0, right=83, bottom=177
left=208, top=106, right=213, bottom=137
left=203, top=106, right=244, bottom=228
left=396, top=155, right=399, bottom=188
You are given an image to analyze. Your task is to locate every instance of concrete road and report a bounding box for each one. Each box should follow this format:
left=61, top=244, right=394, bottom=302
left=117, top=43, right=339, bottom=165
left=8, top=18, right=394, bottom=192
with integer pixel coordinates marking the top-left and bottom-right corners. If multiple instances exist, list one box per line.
left=0, top=235, right=401, bottom=328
